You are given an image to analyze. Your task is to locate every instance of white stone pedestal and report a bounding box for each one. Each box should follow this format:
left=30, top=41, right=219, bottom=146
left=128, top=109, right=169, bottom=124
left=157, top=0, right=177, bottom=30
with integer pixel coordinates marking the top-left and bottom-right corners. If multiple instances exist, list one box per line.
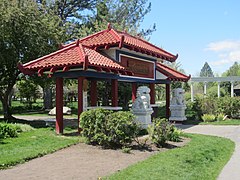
left=132, top=109, right=153, bottom=129
left=169, top=105, right=187, bottom=122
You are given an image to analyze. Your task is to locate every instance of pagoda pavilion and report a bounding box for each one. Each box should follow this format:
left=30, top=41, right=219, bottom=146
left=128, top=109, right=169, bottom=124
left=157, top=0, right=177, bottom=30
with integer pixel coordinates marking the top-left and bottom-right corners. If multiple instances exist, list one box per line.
left=18, top=24, right=190, bottom=134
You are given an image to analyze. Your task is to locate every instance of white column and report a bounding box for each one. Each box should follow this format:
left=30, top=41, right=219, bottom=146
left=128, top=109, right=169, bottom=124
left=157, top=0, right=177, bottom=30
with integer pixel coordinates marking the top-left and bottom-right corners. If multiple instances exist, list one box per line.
left=217, top=81, right=221, bottom=98
left=190, top=82, right=194, bottom=102
left=231, top=81, right=234, bottom=97
left=204, top=82, right=207, bottom=95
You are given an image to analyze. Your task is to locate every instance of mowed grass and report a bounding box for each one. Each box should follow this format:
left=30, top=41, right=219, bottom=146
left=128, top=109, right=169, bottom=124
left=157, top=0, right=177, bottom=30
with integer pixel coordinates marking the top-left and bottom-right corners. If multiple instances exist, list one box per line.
left=183, top=119, right=240, bottom=126
left=0, top=128, right=84, bottom=169
left=200, top=119, right=240, bottom=125
left=107, top=134, right=235, bottom=180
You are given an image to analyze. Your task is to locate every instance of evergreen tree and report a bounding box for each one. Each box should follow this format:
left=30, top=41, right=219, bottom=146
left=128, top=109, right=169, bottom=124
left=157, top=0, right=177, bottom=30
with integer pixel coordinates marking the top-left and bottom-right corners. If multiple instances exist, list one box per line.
left=226, top=62, right=240, bottom=76
left=200, top=62, right=214, bottom=77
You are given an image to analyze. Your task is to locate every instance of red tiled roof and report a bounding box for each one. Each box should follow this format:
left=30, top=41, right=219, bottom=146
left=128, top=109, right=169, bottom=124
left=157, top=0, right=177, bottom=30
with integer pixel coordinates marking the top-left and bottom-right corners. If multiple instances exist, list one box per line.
left=63, top=27, right=177, bottom=62
left=156, top=63, right=190, bottom=82
left=19, top=41, right=128, bottom=76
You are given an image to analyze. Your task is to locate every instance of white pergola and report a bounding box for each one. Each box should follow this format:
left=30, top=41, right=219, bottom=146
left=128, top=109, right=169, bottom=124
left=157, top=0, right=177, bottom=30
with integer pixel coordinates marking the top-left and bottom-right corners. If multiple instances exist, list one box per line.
left=190, top=76, right=240, bottom=102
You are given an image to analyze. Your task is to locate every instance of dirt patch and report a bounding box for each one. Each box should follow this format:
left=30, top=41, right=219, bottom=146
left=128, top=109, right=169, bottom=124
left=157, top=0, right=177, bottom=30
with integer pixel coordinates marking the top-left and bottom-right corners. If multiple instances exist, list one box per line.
left=0, top=137, right=190, bottom=180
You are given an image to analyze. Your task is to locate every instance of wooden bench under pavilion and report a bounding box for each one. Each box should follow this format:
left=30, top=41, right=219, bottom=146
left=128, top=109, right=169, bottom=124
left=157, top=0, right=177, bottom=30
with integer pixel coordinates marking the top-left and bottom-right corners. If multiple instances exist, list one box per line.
left=18, top=24, right=190, bottom=134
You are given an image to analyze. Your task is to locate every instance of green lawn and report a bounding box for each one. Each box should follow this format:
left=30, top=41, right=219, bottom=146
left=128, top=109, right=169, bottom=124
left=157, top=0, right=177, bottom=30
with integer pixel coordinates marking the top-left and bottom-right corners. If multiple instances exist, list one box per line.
left=183, top=119, right=240, bottom=126
left=0, top=128, right=84, bottom=169
left=106, top=134, right=235, bottom=180
left=200, top=119, right=240, bottom=125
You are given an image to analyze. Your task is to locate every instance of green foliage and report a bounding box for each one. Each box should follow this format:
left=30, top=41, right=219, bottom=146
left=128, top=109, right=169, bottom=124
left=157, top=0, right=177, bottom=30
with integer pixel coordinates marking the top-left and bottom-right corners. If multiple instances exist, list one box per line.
left=0, top=0, right=64, bottom=119
left=80, top=109, right=139, bottom=148
left=225, top=62, right=240, bottom=76
left=202, top=114, right=216, bottom=122
left=82, top=0, right=155, bottom=38
left=216, top=96, right=240, bottom=118
left=185, top=98, right=202, bottom=120
left=207, top=85, right=227, bottom=97
left=186, top=95, right=240, bottom=120
left=16, top=78, right=39, bottom=108
left=122, top=146, right=132, bottom=154
left=148, top=118, right=180, bottom=147
left=168, top=127, right=182, bottom=142
left=0, top=123, right=18, bottom=139
left=200, top=62, right=214, bottom=77
left=200, top=96, right=217, bottom=115
left=216, top=113, right=225, bottom=121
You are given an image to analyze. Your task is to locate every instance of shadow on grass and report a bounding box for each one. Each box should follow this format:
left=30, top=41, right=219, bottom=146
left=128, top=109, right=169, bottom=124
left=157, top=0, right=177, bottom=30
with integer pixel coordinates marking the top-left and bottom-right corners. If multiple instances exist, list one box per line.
left=0, top=117, right=47, bottom=128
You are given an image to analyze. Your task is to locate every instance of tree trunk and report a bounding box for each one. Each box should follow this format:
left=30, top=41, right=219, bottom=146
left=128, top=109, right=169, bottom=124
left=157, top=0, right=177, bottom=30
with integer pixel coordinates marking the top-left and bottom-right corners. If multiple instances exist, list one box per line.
left=43, top=87, right=53, bottom=110
left=0, top=95, right=13, bottom=120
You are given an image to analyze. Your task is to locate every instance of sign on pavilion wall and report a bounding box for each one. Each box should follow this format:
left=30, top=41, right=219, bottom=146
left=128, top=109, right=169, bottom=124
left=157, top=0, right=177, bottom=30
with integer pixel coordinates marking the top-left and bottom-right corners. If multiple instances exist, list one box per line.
left=120, top=55, right=155, bottom=79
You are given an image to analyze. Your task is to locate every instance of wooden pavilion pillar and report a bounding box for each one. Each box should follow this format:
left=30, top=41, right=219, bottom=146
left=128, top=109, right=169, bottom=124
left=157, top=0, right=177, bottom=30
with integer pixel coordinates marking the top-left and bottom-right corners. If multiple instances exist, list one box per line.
left=78, top=77, right=84, bottom=132
left=90, top=80, right=97, bottom=106
left=149, top=83, right=155, bottom=104
left=111, top=79, right=118, bottom=107
left=132, top=83, right=137, bottom=103
left=166, top=84, right=170, bottom=119
left=56, top=77, right=63, bottom=134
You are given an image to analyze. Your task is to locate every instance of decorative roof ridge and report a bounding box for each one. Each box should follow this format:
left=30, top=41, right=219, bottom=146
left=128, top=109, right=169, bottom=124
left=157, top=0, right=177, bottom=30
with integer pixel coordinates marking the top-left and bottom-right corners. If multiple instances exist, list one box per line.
left=23, top=42, right=78, bottom=68
left=109, top=29, right=121, bottom=41
left=157, top=62, right=191, bottom=79
left=79, top=29, right=110, bottom=43
left=79, top=44, right=89, bottom=70
left=114, top=30, right=177, bottom=61
left=61, top=29, right=111, bottom=49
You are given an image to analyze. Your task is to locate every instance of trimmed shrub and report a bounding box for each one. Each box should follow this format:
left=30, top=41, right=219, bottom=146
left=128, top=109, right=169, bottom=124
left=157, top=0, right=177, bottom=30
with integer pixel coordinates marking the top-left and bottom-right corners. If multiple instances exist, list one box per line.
left=80, top=109, right=139, bottom=148
left=0, top=123, right=18, bottom=139
left=202, top=114, right=216, bottom=122
left=148, top=118, right=181, bottom=147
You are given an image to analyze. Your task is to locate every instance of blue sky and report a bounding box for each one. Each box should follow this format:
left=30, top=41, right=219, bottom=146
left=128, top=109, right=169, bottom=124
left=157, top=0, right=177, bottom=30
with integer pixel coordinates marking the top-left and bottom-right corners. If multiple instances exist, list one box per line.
left=141, top=0, right=240, bottom=76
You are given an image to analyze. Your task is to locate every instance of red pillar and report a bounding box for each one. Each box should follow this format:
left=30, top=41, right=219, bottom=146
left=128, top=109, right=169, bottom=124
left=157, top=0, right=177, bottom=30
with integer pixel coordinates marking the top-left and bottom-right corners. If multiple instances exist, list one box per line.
left=166, top=84, right=170, bottom=119
left=90, top=80, right=97, bottom=106
left=111, top=79, right=118, bottom=107
left=149, top=83, right=155, bottom=104
left=78, top=77, right=84, bottom=132
left=56, top=77, right=63, bottom=134
left=132, top=83, right=137, bottom=103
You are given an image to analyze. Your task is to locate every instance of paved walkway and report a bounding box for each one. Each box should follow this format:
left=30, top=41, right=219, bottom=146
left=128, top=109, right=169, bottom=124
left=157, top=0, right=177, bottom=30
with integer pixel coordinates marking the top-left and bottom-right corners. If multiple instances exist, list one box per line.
left=180, top=125, right=240, bottom=180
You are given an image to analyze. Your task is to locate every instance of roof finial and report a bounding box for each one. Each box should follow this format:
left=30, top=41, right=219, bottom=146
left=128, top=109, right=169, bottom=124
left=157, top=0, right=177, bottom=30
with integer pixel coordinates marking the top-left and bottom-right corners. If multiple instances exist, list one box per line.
left=107, top=23, right=111, bottom=30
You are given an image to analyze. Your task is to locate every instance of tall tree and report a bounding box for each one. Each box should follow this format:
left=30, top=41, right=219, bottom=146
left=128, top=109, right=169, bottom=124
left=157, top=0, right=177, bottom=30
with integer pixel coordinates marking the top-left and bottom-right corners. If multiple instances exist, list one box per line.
left=0, top=0, right=64, bottom=119
left=221, top=62, right=240, bottom=94
left=200, top=62, right=214, bottom=77
left=225, top=62, right=240, bottom=76
left=79, top=0, right=155, bottom=38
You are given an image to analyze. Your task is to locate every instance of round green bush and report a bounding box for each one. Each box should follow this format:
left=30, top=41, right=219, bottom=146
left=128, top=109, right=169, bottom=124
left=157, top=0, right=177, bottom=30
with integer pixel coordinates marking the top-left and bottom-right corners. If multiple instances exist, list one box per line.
left=0, top=123, right=18, bottom=139
left=80, top=109, right=139, bottom=148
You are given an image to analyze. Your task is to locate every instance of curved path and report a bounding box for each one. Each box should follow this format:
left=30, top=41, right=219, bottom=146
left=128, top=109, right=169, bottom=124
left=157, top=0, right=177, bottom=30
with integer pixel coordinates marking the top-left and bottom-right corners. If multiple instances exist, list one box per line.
left=180, top=125, right=240, bottom=180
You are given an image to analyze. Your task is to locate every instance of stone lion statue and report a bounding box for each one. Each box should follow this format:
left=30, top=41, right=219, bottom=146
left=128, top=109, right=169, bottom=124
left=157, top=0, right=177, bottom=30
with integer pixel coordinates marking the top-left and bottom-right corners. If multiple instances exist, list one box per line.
left=132, top=86, right=151, bottom=111
left=171, top=88, right=185, bottom=105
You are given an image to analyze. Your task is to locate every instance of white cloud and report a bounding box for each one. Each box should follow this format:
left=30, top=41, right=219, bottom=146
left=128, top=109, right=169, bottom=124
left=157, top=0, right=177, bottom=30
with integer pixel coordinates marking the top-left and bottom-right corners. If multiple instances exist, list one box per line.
left=206, top=40, right=240, bottom=52
left=209, top=50, right=240, bottom=66
left=206, top=40, right=240, bottom=67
